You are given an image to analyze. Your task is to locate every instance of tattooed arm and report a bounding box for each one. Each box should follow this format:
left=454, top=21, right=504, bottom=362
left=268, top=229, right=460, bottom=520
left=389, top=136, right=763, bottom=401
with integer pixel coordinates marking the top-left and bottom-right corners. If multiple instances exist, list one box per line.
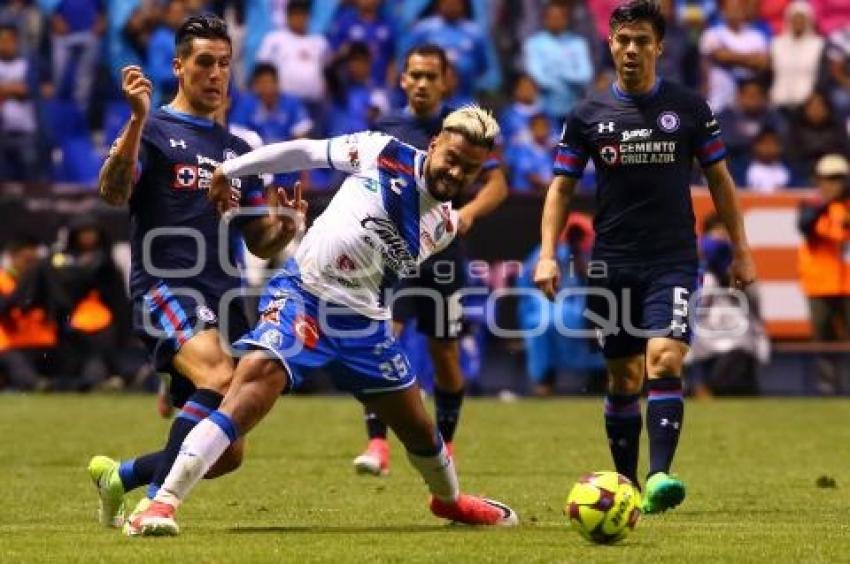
left=98, top=66, right=151, bottom=206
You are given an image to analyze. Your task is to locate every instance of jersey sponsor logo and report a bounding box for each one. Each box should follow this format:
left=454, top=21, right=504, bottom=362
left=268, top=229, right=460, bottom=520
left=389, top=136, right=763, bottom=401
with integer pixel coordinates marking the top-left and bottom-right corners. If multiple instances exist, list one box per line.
left=336, top=254, right=356, bottom=271
left=361, top=216, right=417, bottom=277
left=293, top=313, right=319, bottom=349
left=260, top=298, right=287, bottom=324
left=621, top=128, right=653, bottom=142
left=170, top=138, right=187, bottom=149
left=598, top=121, right=616, bottom=134
left=599, top=145, right=619, bottom=165
left=195, top=305, right=217, bottom=324
left=172, top=165, right=199, bottom=189
left=657, top=111, right=680, bottom=133
left=363, top=179, right=380, bottom=193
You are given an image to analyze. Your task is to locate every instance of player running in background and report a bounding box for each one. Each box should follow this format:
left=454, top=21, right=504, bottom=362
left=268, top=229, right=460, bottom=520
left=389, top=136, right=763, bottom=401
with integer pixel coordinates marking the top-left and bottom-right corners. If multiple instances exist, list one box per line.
left=534, top=0, right=755, bottom=514
left=353, top=44, right=508, bottom=476
left=88, top=14, right=297, bottom=533
left=128, top=106, right=518, bottom=536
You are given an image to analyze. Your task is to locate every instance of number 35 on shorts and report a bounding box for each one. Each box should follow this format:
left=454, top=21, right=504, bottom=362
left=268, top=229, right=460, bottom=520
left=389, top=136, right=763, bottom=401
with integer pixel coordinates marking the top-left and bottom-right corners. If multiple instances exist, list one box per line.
left=378, top=353, right=410, bottom=381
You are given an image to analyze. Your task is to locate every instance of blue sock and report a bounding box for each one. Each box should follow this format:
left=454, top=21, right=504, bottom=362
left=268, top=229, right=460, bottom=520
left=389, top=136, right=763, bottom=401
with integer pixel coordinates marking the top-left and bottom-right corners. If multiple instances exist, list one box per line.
left=646, top=377, right=684, bottom=477
left=150, top=388, right=223, bottom=492
left=604, top=393, right=642, bottom=486
left=434, top=386, right=464, bottom=443
left=118, top=451, right=165, bottom=492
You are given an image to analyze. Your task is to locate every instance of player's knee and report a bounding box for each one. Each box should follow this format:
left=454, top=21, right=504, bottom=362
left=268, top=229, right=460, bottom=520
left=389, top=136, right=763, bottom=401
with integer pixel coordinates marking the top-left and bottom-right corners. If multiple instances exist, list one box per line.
left=607, top=356, right=644, bottom=394
left=194, top=356, right=233, bottom=394
left=646, top=341, right=686, bottom=376
left=237, top=351, right=289, bottom=393
left=204, top=438, right=245, bottom=479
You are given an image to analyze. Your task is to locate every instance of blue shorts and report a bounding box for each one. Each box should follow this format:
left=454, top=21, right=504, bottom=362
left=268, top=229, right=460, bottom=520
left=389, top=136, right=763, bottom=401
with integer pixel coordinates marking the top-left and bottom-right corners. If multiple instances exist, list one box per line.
left=585, top=262, right=698, bottom=359
left=132, top=281, right=249, bottom=406
left=234, top=274, right=417, bottom=398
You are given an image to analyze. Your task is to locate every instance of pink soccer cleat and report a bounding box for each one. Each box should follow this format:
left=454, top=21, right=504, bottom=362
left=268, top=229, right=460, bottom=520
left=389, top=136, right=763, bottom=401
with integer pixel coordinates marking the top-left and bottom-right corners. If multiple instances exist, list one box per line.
left=352, top=438, right=390, bottom=476
left=430, top=494, right=518, bottom=527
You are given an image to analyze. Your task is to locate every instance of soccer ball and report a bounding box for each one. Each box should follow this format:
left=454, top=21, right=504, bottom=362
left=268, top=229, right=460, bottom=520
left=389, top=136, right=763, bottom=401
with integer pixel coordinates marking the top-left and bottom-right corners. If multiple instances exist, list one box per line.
left=565, top=471, right=641, bottom=544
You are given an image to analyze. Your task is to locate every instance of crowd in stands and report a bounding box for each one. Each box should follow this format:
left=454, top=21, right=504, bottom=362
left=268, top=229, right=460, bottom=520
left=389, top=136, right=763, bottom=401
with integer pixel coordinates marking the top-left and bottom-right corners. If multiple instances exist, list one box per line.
left=0, top=0, right=849, bottom=189
left=2, top=0, right=850, bottom=395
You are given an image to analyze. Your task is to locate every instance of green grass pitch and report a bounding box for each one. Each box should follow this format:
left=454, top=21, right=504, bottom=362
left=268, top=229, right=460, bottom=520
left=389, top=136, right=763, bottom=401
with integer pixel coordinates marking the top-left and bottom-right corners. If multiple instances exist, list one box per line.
left=1, top=395, right=848, bottom=563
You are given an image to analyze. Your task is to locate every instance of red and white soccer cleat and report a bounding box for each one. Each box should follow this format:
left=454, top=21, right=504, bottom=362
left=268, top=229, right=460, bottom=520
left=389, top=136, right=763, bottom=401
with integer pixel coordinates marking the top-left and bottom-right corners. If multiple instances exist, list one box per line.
left=352, top=438, right=390, bottom=476
left=123, top=500, right=180, bottom=537
left=430, top=494, right=519, bottom=527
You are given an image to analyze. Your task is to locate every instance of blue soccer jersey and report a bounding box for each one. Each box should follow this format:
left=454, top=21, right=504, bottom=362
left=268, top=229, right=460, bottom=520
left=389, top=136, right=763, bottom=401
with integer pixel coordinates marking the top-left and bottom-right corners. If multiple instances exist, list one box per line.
left=553, top=79, right=726, bottom=266
left=126, top=107, right=265, bottom=301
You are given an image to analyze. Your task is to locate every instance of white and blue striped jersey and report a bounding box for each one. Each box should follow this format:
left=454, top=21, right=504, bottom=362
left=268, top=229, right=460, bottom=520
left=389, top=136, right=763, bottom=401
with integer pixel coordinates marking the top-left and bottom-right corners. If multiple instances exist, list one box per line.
left=295, top=132, right=458, bottom=319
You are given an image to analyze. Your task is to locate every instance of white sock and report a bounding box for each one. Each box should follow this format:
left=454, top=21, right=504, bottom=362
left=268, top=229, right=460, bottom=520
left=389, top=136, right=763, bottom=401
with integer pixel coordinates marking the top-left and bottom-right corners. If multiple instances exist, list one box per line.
left=406, top=443, right=459, bottom=503
left=154, top=417, right=233, bottom=507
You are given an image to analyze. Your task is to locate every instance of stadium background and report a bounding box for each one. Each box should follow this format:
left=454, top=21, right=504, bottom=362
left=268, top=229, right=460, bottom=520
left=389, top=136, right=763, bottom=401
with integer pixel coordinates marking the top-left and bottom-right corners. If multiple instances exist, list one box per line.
left=1, top=0, right=849, bottom=396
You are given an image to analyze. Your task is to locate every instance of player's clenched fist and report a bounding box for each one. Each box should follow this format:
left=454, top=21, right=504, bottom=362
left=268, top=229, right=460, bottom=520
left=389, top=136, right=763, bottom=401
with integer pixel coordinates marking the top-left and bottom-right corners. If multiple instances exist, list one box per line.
left=121, top=65, right=152, bottom=120
left=533, top=257, right=561, bottom=301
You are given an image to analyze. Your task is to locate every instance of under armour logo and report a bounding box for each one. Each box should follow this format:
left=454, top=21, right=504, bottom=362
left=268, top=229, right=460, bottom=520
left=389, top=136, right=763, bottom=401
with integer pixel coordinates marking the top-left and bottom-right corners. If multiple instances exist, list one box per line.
left=170, top=138, right=187, bottom=149
left=598, top=121, right=615, bottom=133
left=660, top=418, right=681, bottom=430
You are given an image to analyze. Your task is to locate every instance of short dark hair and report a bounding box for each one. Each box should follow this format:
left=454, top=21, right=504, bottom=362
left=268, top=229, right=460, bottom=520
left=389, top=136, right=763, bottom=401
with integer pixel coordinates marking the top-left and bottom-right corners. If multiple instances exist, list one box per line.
left=403, top=44, right=449, bottom=74
left=0, top=23, right=18, bottom=36
left=175, top=14, right=231, bottom=59
left=286, top=0, right=311, bottom=14
left=347, top=41, right=371, bottom=61
left=609, top=0, right=666, bottom=41
left=251, top=62, right=278, bottom=82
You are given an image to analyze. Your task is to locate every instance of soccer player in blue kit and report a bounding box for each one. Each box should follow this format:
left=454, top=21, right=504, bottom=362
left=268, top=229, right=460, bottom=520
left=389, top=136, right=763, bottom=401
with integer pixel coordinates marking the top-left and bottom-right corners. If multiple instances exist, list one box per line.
left=87, top=15, right=300, bottom=534
left=534, top=1, right=756, bottom=513
left=353, top=44, right=508, bottom=475
left=128, top=105, right=519, bottom=535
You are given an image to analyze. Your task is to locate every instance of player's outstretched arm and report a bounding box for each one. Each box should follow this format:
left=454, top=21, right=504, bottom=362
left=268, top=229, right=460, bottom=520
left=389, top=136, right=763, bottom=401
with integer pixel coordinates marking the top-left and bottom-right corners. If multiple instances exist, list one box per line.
left=457, top=166, right=508, bottom=235
left=241, top=182, right=308, bottom=259
left=534, top=175, right=578, bottom=300
left=703, top=160, right=757, bottom=288
left=98, top=65, right=150, bottom=206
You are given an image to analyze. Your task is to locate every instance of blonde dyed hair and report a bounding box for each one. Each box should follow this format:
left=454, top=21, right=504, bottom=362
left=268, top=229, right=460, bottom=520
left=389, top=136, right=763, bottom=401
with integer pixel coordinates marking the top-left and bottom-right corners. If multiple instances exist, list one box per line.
left=441, top=104, right=500, bottom=150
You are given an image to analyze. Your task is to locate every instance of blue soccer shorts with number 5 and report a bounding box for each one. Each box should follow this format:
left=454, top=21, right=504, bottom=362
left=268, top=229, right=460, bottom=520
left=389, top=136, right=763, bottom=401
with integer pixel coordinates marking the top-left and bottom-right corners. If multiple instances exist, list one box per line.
left=233, top=273, right=417, bottom=398
left=584, top=262, right=699, bottom=359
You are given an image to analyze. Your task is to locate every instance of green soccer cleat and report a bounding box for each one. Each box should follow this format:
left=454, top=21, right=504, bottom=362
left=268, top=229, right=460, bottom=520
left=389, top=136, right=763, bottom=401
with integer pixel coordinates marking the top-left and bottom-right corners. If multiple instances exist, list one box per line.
left=641, top=472, right=686, bottom=514
left=88, top=455, right=126, bottom=528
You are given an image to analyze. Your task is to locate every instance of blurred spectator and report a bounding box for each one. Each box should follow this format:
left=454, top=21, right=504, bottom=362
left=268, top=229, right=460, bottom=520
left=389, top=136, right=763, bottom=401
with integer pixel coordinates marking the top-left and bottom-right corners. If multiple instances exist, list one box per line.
left=498, top=73, right=544, bottom=145
left=516, top=213, right=603, bottom=396
left=256, top=0, right=331, bottom=106
left=0, top=0, right=44, bottom=54
left=797, top=154, right=850, bottom=394
left=522, top=1, right=592, bottom=123
left=825, top=22, right=850, bottom=118
left=230, top=63, right=312, bottom=143
left=105, top=0, right=157, bottom=85
left=504, top=112, right=555, bottom=194
left=657, top=0, right=700, bottom=88
left=787, top=90, right=850, bottom=185
left=48, top=0, right=104, bottom=112
left=686, top=214, right=768, bottom=397
left=0, top=23, right=38, bottom=182
left=716, top=79, right=787, bottom=184
left=57, top=216, right=134, bottom=391
left=406, top=0, right=493, bottom=100
left=769, top=1, right=824, bottom=113
left=146, top=0, right=186, bottom=106
left=699, top=0, right=770, bottom=112
left=326, top=41, right=389, bottom=136
left=0, top=235, right=56, bottom=391
left=745, top=127, right=791, bottom=192
left=811, top=0, right=850, bottom=37
left=230, top=62, right=312, bottom=188
left=327, top=0, right=395, bottom=88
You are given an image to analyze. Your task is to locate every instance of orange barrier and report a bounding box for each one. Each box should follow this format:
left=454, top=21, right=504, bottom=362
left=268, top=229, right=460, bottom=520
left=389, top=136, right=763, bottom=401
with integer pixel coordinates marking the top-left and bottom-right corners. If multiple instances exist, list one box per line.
left=692, top=188, right=815, bottom=339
